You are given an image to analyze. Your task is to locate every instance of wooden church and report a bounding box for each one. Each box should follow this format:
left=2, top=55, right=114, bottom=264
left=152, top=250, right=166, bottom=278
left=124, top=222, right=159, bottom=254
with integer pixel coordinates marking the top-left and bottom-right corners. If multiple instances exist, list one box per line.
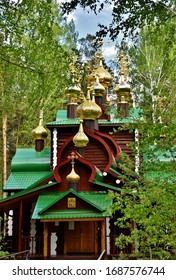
left=0, top=51, right=139, bottom=259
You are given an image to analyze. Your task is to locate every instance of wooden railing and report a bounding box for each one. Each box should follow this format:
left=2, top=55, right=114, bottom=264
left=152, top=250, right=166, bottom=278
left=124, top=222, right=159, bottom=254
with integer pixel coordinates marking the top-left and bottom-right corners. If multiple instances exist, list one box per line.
left=3, top=234, right=123, bottom=259
left=22, top=236, right=43, bottom=257
left=97, top=249, right=106, bottom=260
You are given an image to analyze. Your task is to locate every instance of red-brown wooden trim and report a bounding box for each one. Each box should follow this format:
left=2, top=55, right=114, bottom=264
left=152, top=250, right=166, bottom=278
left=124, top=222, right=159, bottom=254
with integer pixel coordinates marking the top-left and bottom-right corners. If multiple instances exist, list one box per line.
left=54, top=151, right=97, bottom=183
left=99, top=105, right=110, bottom=121
left=54, top=158, right=70, bottom=183
left=76, top=152, right=97, bottom=182
left=94, top=129, right=121, bottom=161
left=84, top=127, right=113, bottom=172
left=41, top=218, right=105, bottom=222
left=57, top=135, right=74, bottom=163
left=18, top=200, right=23, bottom=254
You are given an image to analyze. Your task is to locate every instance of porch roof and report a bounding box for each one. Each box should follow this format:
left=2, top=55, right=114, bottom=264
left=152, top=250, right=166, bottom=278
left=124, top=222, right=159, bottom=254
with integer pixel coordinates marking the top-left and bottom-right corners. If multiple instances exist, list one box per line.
left=32, top=190, right=112, bottom=220
left=4, top=171, right=53, bottom=191
left=35, top=209, right=109, bottom=219
left=3, top=147, right=52, bottom=191
left=10, top=148, right=50, bottom=172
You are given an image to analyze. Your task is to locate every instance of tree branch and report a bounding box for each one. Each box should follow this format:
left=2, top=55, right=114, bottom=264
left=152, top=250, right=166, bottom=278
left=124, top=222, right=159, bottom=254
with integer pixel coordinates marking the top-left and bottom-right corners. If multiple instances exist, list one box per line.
left=157, top=1, right=176, bottom=16
left=0, top=52, right=57, bottom=75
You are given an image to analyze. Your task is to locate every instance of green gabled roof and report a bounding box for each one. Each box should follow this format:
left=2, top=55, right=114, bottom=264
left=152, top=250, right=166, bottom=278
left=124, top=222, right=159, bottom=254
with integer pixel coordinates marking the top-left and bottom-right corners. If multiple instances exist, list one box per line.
left=93, top=166, right=103, bottom=182
left=46, top=108, right=142, bottom=126
left=3, top=147, right=52, bottom=191
left=110, top=167, right=140, bottom=188
left=56, top=110, right=67, bottom=120
left=34, top=209, right=108, bottom=219
left=93, top=180, right=122, bottom=191
left=117, top=162, right=139, bottom=178
left=11, top=148, right=50, bottom=172
left=47, top=110, right=79, bottom=126
left=0, top=181, right=57, bottom=206
left=144, top=170, right=176, bottom=184
left=3, top=171, right=53, bottom=191
left=32, top=190, right=112, bottom=220
left=109, top=167, right=127, bottom=178
left=143, top=145, right=176, bottom=163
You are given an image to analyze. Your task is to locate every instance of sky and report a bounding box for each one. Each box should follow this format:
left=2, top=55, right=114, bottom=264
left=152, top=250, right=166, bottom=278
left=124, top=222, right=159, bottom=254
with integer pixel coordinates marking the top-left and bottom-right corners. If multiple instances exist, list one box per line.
left=60, top=1, right=117, bottom=62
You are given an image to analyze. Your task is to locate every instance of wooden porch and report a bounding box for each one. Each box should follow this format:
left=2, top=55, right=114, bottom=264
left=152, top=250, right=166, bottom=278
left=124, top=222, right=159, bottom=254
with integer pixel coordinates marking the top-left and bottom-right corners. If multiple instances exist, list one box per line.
left=2, top=234, right=121, bottom=260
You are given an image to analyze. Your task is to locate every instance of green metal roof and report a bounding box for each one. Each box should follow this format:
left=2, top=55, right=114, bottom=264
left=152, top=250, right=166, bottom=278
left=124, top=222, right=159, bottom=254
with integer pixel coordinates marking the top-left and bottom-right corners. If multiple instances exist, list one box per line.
left=143, top=146, right=176, bottom=163
left=3, top=171, right=53, bottom=191
left=144, top=170, right=176, bottom=184
left=34, top=209, right=109, bottom=219
left=0, top=181, right=57, bottom=206
left=46, top=108, right=142, bottom=126
left=11, top=148, right=50, bottom=172
left=32, top=189, right=112, bottom=220
left=93, top=180, right=122, bottom=191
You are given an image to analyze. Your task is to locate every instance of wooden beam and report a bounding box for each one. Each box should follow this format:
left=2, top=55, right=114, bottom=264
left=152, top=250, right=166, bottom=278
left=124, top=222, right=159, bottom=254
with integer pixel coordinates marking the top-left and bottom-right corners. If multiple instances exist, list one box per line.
left=95, top=221, right=98, bottom=254
left=43, top=222, right=49, bottom=259
left=18, top=200, right=23, bottom=254
left=41, top=218, right=105, bottom=222
left=101, top=219, right=106, bottom=252
left=64, top=223, right=67, bottom=255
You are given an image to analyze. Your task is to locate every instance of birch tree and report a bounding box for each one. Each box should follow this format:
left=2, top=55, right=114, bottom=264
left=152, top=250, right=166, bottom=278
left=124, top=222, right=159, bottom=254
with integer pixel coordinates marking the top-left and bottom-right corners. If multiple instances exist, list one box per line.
left=108, top=18, right=176, bottom=259
left=0, top=0, right=78, bottom=192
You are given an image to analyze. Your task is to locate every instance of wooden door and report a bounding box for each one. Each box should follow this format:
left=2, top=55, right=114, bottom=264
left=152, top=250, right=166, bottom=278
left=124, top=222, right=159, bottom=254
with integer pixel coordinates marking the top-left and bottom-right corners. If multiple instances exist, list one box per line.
left=67, top=222, right=81, bottom=253
left=67, top=221, right=96, bottom=253
left=81, top=221, right=95, bottom=252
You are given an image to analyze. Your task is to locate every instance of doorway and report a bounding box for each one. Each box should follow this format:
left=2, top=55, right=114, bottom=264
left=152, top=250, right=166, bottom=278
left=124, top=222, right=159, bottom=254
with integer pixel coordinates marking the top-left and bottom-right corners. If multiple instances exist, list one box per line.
left=66, top=221, right=97, bottom=254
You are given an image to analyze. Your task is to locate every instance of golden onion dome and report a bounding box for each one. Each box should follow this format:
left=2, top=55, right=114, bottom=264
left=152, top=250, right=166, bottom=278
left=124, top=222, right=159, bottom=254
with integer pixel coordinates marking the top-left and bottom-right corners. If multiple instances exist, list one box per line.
left=115, top=82, right=131, bottom=93
left=73, top=120, right=89, bottom=147
left=95, top=59, right=112, bottom=88
left=90, top=75, right=105, bottom=96
left=65, top=84, right=81, bottom=95
left=76, top=90, right=102, bottom=120
left=32, top=110, right=48, bottom=140
left=114, top=74, right=131, bottom=94
left=66, top=166, right=80, bottom=183
left=87, top=69, right=96, bottom=87
left=66, top=152, right=80, bottom=183
left=65, top=84, right=81, bottom=105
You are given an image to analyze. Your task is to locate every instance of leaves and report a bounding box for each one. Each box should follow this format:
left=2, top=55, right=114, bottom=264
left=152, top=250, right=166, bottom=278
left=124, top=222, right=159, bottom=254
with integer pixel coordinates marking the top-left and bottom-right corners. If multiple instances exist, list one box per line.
left=0, top=0, right=79, bottom=190
left=107, top=21, right=176, bottom=257
left=61, top=0, right=176, bottom=40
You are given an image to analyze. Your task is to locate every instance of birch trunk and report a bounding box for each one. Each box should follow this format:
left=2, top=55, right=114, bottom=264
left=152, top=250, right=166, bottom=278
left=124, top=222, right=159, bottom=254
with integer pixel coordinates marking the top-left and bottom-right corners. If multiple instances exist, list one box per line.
left=2, top=114, right=7, bottom=198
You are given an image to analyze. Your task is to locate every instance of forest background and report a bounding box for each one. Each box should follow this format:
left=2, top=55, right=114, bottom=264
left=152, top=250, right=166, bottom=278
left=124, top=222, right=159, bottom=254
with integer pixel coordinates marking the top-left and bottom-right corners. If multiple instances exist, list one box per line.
left=0, top=0, right=176, bottom=259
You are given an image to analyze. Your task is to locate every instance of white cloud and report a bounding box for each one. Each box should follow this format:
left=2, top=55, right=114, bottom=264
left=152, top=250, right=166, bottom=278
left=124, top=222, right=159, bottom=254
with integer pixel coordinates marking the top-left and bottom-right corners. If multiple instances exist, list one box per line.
left=59, top=1, right=117, bottom=61
left=66, top=11, right=78, bottom=23
left=103, top=45, right=116, bottom=58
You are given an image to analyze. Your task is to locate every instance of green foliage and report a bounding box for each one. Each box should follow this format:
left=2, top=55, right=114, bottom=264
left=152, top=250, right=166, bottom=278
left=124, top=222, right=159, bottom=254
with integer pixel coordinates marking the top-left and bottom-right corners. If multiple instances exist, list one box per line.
left=108, top=156, right=176, bottom=259
left=107, top=17, right=176, bottom=259
left=0, top=218, right=9, bottom=257
left=0, top=238, right=8, bottom=258
left=0, top=0, right=79, bottom=191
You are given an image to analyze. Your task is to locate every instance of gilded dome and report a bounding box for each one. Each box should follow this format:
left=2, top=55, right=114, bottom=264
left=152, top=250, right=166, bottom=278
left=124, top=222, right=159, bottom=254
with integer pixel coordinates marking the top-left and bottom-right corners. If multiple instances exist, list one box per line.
left=65, top=84, right=81, bottom=96
left=32, top=110, right=48, bottom=140
left=32, top=125, right=48, bottom=140
left=87, top=59, right=112, bottom=89
left=90, top=75, right=105, bottom=97
left=96, top=59, right=112, bottom=88
left=73, top=120, right=89, bottom=147
left=76, top=90, right=102, bottom=120
left=66, top=152, right=80, bottom=183
left=114, top=74, right=131, bottom=94
left=65, top=84, right=81, bottom=104
left=66, top=166, right=80, bottom=183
